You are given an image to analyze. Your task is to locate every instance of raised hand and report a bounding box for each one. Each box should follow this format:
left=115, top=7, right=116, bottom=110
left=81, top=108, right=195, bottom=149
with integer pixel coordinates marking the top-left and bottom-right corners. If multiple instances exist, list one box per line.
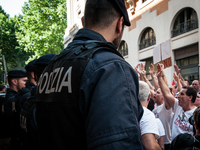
left=149, top=63, right=154, bottom=76
left=173, top=72, right=178, bottom=81
left=174, top=64, right=180, bottom=74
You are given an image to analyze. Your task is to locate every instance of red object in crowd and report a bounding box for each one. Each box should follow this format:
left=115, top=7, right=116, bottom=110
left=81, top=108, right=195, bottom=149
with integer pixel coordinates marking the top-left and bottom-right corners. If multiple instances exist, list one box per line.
left=172, top=79, right=176, bottom=86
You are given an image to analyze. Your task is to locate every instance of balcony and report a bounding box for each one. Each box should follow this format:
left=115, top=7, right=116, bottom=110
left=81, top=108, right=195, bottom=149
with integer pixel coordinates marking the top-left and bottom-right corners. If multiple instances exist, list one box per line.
left=171, top=19, right=198, bottom=38
left=139, top=36, right=156, bottom=50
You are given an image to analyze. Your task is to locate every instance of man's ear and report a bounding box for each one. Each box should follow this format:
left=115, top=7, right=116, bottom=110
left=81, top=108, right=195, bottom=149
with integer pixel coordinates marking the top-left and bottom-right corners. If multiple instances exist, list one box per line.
left=116, top=16, right=124, bottom=34
left=147, top=93, right=151, bottom=102
left=11, top=78, right=17, bottom=86
left=31, top=72, right=35, bottom=79
left=81, top=16, right=84, bottom=27
left=188, top=95, right=193, bottom=101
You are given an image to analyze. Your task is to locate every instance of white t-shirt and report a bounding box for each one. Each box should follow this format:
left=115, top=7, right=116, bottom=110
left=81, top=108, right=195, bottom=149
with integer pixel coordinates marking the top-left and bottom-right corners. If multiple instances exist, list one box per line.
left=140, top=107, right=159, bottom=140
left=156, top=118, right=165, bottom=137
left=171, top=99, right=196, bottom=140
left=153, top=103, right=174, bottom=144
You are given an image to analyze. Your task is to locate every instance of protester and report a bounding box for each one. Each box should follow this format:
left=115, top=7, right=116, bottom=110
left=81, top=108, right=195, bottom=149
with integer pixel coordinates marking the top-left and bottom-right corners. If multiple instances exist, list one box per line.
left=171, top=106, right=200, bottom=150
left=153, top=66, right=174, bottom=150
left=138, top=81, right=161, bottom=150
left=156, top=118, right=165, bottom=150
left=157, top=63, right=197, bottom=141
left=192, top=80, right=200, bottom=93
left=194, top=92, right=200, bottom=107
left=193, top=106, right=200, bottom=148
left=134, top=63, right=173, bottom=150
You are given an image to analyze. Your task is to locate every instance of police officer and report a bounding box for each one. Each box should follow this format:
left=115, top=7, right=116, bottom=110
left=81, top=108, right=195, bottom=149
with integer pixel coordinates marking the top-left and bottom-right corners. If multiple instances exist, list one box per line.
left=24, top=59, right=37, bottom=90
left=20, top=54, right=56, bottom=150
left=4, top=69, right=27, bottom=150
left=15, top=59, right=37, bottom=115
left=36, top=0, right=144, bottom=149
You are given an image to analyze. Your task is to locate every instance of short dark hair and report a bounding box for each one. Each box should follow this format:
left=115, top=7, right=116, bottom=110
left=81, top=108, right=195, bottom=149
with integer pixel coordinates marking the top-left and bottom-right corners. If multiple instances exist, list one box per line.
left=34, top=65, right=47, bottom=82
left=193, top=106, right=200, bottom=130
left=7, top=76, right=14, bottom=87
left=84, top=0, right=121, bottom=29
left=182, top=86, right=197, bottom=103
left=26, top=71, right=33, bottom=81
left=184, top=79, right=190, bottom=85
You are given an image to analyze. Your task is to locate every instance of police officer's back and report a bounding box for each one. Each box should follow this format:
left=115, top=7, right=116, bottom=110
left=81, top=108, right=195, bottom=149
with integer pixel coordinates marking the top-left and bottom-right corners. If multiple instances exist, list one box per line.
left=19, top=54, right=56, bottom=150
left=36, top=0, right=144, bottom=149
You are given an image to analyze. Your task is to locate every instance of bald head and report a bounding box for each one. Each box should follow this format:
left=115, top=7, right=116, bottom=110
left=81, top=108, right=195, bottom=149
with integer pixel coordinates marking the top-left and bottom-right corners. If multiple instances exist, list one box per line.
left=192, top=80, right=200, bottom=92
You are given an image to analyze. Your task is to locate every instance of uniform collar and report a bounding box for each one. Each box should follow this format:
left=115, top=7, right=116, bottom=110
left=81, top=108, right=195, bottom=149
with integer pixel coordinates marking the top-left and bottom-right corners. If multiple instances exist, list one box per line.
left=73, top=28, right=107, bottom=43
left=6, top=88, right=17, bottom=95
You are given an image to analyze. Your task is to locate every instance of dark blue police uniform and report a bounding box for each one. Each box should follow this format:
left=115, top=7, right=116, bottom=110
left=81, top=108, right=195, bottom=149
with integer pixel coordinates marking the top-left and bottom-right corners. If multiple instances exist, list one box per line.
left=4, top=69, right=27, bottom=150
left=36, top=28, right=144, bottom=150
left=15, top=82, right=35, bottom=114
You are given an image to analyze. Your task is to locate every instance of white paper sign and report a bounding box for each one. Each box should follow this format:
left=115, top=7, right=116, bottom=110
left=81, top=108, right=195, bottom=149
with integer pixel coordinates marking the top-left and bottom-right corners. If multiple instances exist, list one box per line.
left=161, top=40, right=171, bottom=60
left=153, top=45, right=161, bottom=64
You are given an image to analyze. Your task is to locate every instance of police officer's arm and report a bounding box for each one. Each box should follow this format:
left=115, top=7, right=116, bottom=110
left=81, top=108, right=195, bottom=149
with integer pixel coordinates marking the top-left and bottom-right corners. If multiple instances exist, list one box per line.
left=157, top=64, right=175, bottom=110
left=142, top=133, right=161, bottom=150
left=80, top=60, right=144, bottom=150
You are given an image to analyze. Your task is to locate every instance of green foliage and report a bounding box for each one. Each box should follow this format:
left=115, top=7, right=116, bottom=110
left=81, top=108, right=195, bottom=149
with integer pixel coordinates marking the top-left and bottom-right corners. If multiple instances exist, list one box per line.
left=16, top=0, right=67, bottom=60
left=0, top=6, right=30, bottom=71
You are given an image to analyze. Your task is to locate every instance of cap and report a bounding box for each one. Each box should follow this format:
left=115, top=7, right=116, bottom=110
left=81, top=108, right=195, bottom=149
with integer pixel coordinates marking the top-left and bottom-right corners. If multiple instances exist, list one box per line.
left=111, top=0, right=131, bottom=26
left=8, top=69, right=27, bottom=78
left=25, top=59, right=37, bottom=71
left=34, top=54, right=56, bottom=66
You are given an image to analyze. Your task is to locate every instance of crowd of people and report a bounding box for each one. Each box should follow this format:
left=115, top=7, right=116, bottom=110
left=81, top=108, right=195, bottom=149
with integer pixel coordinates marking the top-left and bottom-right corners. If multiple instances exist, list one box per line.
left=135, top=63, right=200, bottom=150
left=0, top=0, right=200, bottom=150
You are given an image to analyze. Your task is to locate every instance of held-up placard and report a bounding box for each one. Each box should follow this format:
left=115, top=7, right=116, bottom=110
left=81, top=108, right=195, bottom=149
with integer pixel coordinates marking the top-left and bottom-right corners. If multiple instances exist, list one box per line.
left=153, top=40, right=172, bottom=70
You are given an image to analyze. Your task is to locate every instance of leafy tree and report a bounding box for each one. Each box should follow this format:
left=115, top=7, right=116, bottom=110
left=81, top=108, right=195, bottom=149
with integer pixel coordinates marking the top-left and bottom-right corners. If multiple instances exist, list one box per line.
left=0, top=6, right=30, bottom=72
left=16, top=0, right=67, bottom=60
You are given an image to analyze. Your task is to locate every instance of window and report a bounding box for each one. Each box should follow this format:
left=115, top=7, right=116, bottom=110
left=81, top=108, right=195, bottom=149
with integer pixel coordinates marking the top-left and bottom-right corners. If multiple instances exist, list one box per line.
left=139, top=27, right=156, bottom=50
left=176, top=55, right=199, bottom=83
left=171, top=8, right=198, bottom=37
left=118, top=41, right=128, bottom=57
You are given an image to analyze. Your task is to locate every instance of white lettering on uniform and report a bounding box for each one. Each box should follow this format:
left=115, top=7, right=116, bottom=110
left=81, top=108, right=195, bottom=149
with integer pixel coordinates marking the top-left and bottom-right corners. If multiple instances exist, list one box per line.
left=58, top=66, right=72, bottom=93
left=39, top=72, right=49, bottom=94
left=50, top=68, right=60, bottom=93
left=38, top=66, right=72, bottom=94
left=45, top=72, right=53, bottom=94
left=56, top=67, right=64, bottom=92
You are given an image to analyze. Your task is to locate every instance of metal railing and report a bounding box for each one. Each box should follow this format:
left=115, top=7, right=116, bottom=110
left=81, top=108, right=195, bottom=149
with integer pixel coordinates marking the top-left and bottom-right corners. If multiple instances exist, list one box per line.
left=171, top=19, right=198, bottom=38
left=139, top=36, right=156, bottom=50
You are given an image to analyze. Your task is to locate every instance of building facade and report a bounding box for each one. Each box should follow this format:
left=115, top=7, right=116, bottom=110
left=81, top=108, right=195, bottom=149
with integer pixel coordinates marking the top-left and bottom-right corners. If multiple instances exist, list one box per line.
left=63, top=0, right=200, bottom=84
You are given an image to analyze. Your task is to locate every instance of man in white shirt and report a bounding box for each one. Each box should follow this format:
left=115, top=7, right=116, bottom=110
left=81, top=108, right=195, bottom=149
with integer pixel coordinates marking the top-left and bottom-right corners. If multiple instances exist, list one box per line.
left=139, top=81, right=161, bottom=150
left=153, top=80, right=174, bottom=150
left=157, top=64, right=197, bottom=141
